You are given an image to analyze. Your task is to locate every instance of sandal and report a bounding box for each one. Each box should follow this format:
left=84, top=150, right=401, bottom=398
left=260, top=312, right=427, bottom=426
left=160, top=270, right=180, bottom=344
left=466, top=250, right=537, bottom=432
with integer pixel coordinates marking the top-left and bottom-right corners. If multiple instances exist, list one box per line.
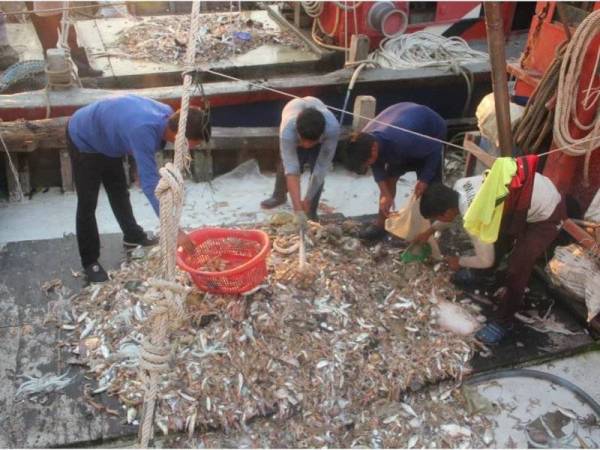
left=475, top=321, right=513, bottom=345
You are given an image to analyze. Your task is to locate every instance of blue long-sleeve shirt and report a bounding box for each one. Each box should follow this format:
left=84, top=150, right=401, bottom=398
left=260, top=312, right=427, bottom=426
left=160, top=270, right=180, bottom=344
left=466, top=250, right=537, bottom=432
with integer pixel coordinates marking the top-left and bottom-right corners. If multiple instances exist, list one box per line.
left=362, top=103, right=446, bottom=184
left=68, top=95, right=173, bottom=215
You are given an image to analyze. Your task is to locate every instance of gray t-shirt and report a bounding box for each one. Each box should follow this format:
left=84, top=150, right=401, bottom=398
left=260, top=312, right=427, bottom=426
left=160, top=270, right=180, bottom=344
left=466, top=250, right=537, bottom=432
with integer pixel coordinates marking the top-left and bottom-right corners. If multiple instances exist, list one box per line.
left=279, top=97, right=340, bottom=200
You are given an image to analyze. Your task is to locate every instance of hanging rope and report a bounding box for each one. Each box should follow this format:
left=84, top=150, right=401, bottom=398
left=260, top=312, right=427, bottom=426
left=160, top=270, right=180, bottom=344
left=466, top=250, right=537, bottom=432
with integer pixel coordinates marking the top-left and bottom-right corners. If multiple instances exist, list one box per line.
left=553, top=9, right=600, bottom=185
left=173, top=1, right=203, bottom=171
left=513, top=43, right=567, bottom=154
left=0, top=129, right=23, bottom=201
left=137, top=1, right=202, bottom=447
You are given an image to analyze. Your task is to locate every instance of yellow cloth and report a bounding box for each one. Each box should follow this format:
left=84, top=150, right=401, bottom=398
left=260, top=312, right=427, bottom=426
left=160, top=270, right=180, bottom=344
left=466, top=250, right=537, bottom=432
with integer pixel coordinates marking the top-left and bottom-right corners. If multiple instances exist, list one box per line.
left=463, top=157, right=517, bottom=244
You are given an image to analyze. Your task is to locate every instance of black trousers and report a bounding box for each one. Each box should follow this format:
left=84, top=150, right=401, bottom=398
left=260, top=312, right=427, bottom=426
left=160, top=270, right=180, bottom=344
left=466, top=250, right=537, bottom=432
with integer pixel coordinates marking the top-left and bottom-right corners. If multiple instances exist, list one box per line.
left=298, top=145, right=324, bottom=212
left=272, top=144, right=324, bottom=217
left=67, top=128, right=145, bottom=267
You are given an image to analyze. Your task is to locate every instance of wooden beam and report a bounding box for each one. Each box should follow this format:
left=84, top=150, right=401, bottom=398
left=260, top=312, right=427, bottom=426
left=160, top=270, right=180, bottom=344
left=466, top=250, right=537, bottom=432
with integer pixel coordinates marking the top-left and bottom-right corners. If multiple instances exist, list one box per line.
left=0, top=116, right=69, bottom=151
left=59, top=149, right=73, bottom=192
left=348, top=35, right=370, bottom=65
left=484, top=2, right=513, bottom=157
left=462, top=138, right=497, bottom=168
left=352, top=95, right=376, bottom=131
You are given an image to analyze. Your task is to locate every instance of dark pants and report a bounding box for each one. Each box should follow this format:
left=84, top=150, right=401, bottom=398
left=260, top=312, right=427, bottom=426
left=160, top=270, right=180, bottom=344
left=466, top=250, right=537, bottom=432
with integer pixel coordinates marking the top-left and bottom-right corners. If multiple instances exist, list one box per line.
left=497, top=198, right=567, bottom=323
left=67, top=128, right=145, bottom=268
left=272, top=145, right=324, bottom=217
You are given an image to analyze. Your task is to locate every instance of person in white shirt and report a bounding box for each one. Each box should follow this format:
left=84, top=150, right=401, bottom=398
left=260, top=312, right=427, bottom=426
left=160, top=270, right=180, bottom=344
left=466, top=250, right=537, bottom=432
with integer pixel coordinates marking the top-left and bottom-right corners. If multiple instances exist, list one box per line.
left=417, top=173, right=565, bottom=344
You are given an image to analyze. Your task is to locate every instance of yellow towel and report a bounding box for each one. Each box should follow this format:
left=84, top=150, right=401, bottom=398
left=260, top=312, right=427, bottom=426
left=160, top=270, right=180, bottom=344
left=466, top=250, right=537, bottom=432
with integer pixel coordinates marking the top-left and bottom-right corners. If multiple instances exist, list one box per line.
left=463, top=157, right=517, bottom=243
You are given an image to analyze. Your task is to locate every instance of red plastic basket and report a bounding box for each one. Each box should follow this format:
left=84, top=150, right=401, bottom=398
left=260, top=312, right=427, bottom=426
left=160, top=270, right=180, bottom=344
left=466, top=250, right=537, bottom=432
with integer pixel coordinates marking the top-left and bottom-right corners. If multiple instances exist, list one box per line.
left=177, top=228, right=270, bottom=295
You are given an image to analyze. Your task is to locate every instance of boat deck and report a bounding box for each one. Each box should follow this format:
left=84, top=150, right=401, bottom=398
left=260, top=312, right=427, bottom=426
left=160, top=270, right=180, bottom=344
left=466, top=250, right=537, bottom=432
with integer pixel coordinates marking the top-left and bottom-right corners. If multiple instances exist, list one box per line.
left=74, top=9, right=324, bottom=89
left=0, top=220, right=595, bottom=447
left=6, top=21, right=44, bottom=61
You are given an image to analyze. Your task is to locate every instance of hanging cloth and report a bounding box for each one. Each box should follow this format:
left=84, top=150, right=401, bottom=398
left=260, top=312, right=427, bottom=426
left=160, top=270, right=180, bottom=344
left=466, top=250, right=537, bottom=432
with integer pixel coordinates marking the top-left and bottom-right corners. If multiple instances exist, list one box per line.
left=463, top=157, right=517, bottom=243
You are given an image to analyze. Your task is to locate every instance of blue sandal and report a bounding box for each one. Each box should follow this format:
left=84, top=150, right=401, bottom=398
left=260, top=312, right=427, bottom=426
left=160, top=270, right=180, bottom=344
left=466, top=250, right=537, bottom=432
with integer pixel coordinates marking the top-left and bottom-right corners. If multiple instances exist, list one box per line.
left=476, top=321, right=512, bottom=345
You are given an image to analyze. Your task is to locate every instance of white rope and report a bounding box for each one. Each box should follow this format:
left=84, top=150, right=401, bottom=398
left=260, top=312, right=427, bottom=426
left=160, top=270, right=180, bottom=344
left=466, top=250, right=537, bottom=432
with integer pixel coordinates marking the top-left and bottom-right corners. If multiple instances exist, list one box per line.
left=137, top=1, right=202, bottom=446
left=301, top=1, right=323, bottom=18
left=553, top=9, right=600, bottom=185
left=173, top=1, right=202, bottom=171
left=369, top=31, right=489, bottom=70
left=0, top=130, right=23, bottom=201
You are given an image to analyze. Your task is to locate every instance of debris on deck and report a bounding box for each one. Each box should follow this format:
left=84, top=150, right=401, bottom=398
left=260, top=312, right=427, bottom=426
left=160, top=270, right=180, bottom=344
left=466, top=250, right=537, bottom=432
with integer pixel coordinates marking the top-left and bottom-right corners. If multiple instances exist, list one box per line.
left=116, top=14, right=308, bottom=64
left=37, top=217, right=488, bottom=442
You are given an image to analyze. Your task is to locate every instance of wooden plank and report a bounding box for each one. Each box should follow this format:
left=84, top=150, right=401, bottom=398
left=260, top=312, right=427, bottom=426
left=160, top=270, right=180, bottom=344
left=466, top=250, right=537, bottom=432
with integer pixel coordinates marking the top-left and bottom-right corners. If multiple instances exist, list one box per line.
left=462, top=138, right=497, bottom=169
left=0, top=284, right=20, bottom=448
left=192, top=149, right=213, bottom=182
left=352, top=95, right=376, bottom=131
left=0, top=236, right=135, bottom=447
left=6, top=22, right=44, bottom=61
left=73, top=18, right=114, bottom=79
left=348, top=35, right=370, bottom=64
left=76, top=11, right=319, bottom=83
left=59, top=149, right=73, bottom=192
left=293, top=2, right=302, bottom=28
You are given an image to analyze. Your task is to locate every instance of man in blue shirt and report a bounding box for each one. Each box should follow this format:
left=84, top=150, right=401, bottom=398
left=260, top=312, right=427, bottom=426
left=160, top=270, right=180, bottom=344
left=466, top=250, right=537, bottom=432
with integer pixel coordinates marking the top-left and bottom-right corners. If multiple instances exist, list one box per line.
left=260, top=97, right=340, bottom=226
left=67, top=94, right=211, bottom=283
left=345, top=102, right=446, bottom=240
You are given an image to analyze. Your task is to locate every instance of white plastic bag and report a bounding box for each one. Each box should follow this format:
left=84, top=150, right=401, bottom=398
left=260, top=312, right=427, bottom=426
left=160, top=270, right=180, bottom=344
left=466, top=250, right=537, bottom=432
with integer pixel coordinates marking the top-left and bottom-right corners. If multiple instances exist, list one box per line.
left=585, top=274, right=600, bottom=322
left=547, top=244, right=600, bottom=322
left=584, top=188, right=600, bottom=223
left=385, top=195, right=442, bottom=259
left=385, top=195, right=429, bottom=241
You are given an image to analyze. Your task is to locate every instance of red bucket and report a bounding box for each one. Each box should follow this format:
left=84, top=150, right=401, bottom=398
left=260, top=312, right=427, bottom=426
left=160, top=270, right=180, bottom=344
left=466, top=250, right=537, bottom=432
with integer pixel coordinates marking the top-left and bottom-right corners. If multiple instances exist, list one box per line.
left=177, top=228, right=270, bottom=295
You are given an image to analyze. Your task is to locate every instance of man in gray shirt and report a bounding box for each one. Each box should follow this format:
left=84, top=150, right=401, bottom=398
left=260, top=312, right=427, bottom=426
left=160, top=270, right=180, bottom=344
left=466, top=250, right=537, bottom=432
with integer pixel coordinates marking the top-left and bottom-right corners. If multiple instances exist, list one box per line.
left=261, top=97, right=340, bottom=226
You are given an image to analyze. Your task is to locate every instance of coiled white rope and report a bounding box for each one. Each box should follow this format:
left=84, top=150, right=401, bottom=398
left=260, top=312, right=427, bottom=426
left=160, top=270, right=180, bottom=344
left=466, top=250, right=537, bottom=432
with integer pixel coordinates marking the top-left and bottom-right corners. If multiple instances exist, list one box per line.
left=301, top=1, right=323, bottom=18
left=553, top=9, right=600, bottom=185
left=368, top=31, right=486, bottom=116
left=369, top=31, right=489, bottom=69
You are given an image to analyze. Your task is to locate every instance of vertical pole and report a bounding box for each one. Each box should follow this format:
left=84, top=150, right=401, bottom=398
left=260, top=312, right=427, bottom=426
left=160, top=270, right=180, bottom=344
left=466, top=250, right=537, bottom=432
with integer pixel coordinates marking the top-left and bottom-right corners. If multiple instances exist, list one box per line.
left=484, top=2, right=513, bottom=157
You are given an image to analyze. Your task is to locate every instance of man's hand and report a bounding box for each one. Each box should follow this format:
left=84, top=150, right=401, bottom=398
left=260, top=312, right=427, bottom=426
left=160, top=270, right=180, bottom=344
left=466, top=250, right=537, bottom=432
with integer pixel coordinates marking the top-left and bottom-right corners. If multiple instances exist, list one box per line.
left=413, top=228, right=434, bottom=244
left=295, top=210, right=308, bottom=233
left=177, top=229, right=196, bottom=254
left=446, top=255, right=461, bottom=271
left=414, top=180, right=428, bottom=198
left=379, top=194, right=394, bottom=218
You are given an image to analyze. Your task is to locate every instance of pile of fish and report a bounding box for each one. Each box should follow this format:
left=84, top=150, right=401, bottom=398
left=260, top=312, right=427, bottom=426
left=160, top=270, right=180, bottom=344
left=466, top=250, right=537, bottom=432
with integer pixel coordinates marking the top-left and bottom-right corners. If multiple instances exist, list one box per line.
left=57, top=216, right=483, bottom=442
left=116, top=14, right=308, bottom=64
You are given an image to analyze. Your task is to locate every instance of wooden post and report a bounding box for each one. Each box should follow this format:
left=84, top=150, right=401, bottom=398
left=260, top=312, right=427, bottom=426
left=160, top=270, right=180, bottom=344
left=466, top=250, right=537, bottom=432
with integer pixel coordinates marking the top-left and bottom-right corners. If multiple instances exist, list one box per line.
left=352, top=95, right=376, bottom=131
left=5, top=153, right=31, bottom=200
left=3, top=152, right=21, bottom=201
left=192, top=148, right=213, bottom=182
left=155, top=150, right=165, bottom=169
left=348, top=35, right=370, bottom=65
left=59, top=148, right=74, bottom=192
left=293, top=2, right=301, bottom=28
left=484, top=2, right=513, bottom=157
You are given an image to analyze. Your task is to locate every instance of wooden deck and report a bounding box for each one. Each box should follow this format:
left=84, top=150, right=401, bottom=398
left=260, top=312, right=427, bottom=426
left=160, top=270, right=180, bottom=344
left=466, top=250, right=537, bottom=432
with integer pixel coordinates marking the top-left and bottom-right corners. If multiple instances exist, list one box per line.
left=6, top=21, right=44, bottom=61
left=74, top=10, right=322, bottom=89
left=0, top=227, right=596, bottom=447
